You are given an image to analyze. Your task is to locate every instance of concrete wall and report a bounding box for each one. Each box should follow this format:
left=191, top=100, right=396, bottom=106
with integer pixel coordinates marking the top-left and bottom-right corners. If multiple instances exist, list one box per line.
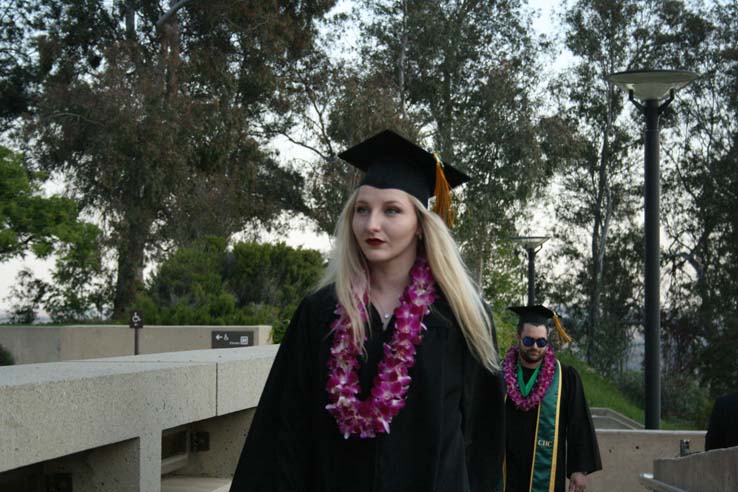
left=0, top=325, right=272, bottom=365
left=588, top=429, right=707, bottom=492
left=0, top=347, right=277, bottom=491
left=1, top=345, right=716, bottom=492
left=652, top=445, right=738, bottom=492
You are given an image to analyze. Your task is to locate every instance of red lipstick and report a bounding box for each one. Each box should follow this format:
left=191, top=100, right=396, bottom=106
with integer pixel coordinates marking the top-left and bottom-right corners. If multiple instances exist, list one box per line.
left=366, top=238, right=384, bottom=246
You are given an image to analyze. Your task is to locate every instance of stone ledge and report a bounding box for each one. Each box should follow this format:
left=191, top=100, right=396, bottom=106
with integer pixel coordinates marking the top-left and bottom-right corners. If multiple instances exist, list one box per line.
left=161, top=476, right=232, bottom=492
left=0, top=325, right=273, bottom=365
left=653, top=445, right=738, bottom=492
left=591, top=407, right=644, bottom=429
left=640, top=473, right=687, bottom=492
left=0, top=346, right=278, bottom=474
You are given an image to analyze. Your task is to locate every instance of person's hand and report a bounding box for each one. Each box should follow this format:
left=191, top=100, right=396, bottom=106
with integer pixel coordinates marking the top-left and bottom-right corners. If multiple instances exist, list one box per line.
left=568, top=472, right=587, bottom=492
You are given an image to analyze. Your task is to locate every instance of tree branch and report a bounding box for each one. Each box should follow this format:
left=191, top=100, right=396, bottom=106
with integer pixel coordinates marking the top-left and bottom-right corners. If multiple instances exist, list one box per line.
left=277, top=131, right=330, bottom=162
left=157, top=0, right=198, bottom=29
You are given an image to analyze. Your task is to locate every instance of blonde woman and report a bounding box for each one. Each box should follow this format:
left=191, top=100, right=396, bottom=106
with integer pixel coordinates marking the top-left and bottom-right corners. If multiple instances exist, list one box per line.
left=230, top=130, right=505, bottom=492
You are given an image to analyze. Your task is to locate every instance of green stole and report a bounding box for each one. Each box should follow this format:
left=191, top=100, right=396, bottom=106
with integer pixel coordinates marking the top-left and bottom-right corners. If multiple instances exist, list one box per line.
left=503, top=359, right=563, bottom=492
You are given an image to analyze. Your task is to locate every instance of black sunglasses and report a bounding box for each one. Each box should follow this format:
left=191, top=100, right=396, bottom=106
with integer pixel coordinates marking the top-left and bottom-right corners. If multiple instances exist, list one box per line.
left=522, top=336, right=548, bottom=348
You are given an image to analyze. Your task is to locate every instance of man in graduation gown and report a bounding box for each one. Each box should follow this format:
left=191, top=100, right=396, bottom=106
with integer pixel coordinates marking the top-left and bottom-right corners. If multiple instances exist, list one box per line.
left=503, top=306, right=601, bottom=492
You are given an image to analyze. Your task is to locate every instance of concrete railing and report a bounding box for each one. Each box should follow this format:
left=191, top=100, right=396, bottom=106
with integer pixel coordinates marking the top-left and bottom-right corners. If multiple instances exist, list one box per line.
left=591, top=407, right=644, bottom=429
left=588, top=429, right=706, bottom=492
left=641, top=445, right=738, bottom=492
left=0, top=324, right=272, bottom=365
left=0, top=346, right=712, bottom=492
left=0, top=347, right=277, bottom=492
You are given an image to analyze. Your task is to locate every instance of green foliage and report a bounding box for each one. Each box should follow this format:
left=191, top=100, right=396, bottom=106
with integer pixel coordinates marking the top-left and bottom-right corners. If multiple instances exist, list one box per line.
left=1, top=144, right=110, bottom=322
left=655, top=1, right=738, bottom=399
left=228, top=242, right=324, bottom=309
left=131, top=239, right=324, bottom=343
left=557, top=351, right=702, bottom=430
left=0, top=344, right=15, bottom=366
left=614, top=370, right=712, bottom=429
left=8, top=219, right=111, bottom=323
left=0, top=145, right=93, bottom=262
left=492, top=307, right=518, bottom=356
left=557, top=351, right=646, bottom=426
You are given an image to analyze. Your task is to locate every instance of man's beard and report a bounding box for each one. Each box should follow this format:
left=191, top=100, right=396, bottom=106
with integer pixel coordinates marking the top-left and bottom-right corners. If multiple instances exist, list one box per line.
left=520, top=347, right=545, bottom=364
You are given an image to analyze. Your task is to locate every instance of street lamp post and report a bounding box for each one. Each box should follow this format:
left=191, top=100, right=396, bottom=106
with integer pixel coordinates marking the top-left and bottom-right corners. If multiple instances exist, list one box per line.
left=510, top=236, right=549, bottom=305
left=607, top=69, right=698, bottom=430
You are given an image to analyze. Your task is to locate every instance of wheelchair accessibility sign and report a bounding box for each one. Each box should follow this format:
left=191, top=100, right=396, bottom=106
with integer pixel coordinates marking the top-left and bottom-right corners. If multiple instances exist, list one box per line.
left=211, top=330, right=255, bottom=348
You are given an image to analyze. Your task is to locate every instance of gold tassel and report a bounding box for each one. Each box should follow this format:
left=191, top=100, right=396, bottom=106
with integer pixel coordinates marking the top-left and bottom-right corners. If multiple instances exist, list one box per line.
left=432, top=152, right=454, bottom=228
left=553, top=312, right=572, bottom=345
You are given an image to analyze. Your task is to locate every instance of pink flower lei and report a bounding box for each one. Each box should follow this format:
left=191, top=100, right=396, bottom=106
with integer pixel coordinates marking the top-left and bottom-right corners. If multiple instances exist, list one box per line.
left=325, top=256, right=436, bottom=439
left=503, top=345, right=556, bottom=412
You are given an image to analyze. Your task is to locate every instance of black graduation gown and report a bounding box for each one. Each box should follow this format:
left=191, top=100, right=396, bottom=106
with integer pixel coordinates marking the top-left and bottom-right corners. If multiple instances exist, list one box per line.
left=705, top=391, right=738, bottom=451
left=504, top=363, right=602, bottom=492
left=230, top=285, right=505, bottom=492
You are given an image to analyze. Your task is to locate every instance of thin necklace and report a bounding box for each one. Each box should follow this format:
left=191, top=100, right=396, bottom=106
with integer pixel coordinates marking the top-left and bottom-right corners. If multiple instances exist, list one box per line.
left=371, top=295, right=396, bottom=321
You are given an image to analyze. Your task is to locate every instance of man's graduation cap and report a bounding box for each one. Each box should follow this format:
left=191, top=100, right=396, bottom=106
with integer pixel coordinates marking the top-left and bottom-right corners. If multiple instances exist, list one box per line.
left=508, top=305, right=572, bottom=344
left=338, top=129, right=470, bottom=227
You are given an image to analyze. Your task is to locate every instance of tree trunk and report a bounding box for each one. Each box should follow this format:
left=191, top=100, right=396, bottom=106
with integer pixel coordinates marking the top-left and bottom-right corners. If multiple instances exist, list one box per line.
left=124, top=0, right=136, bottom=39
left=398, top=0, right=407, bottom=118
left=586, top=89, right=615, bottom=363
left=112, top=220, right=149, bottom=320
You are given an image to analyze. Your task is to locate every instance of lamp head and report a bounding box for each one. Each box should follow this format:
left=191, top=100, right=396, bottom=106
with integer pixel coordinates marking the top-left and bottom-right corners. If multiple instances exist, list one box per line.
left=607, top=69, right=698, bottom=101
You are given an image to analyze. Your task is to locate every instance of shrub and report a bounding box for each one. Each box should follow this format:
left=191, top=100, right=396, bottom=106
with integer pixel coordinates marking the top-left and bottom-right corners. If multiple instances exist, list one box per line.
left=615, top=370, right=711, bottom=428
left=129, top=239, right=324, bottom=343
left=0, top=344, right=15, bottom=366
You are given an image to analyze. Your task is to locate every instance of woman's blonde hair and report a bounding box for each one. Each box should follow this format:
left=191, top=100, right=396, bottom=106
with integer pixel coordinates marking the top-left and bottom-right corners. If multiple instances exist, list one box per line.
left=317, top=188, right=499, bottom=372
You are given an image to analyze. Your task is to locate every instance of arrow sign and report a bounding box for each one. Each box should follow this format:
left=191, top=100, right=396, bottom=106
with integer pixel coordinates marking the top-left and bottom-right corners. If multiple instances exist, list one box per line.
left=211, top=330, right=255, bottom=349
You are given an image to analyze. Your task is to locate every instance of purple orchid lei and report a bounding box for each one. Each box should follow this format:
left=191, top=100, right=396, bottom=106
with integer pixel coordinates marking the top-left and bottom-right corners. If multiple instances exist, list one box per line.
left=503, top=345, right=556, bottom=412
left=325, top=256, right=436, bottom=439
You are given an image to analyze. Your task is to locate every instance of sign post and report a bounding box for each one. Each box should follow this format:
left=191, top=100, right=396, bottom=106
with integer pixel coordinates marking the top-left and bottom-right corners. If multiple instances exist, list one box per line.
left=129, top=310, right=144, bottom=355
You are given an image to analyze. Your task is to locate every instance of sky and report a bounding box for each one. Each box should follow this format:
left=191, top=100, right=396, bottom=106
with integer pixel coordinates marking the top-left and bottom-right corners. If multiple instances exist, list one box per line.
left=0, top=0, right=567, bottom=320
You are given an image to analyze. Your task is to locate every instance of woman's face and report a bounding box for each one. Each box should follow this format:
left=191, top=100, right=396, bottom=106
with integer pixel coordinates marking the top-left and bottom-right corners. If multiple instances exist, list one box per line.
left=351, top=186, right=420, bottom=268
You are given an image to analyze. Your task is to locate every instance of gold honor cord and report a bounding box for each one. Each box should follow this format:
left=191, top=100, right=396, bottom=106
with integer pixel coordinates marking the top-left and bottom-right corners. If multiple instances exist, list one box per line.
left=549, top=361, right=563, bottom=491
left=528, top=403, right=543, bottom=492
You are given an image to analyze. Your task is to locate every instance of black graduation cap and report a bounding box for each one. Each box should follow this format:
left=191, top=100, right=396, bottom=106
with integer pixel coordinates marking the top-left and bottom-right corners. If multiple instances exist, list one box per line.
left=508, top=305, right=572, bottom=344
left=338, top=129, right=470, bottom=226
left=508, top=305, right=554, bottom=325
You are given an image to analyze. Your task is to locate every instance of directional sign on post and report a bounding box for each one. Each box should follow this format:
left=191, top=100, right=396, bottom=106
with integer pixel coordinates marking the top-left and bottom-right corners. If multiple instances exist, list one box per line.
left=129, top=310, right=144, bottom=356
left=129, top=311, right=144, bottom=329
left=211, top=330, right=255, bottom=349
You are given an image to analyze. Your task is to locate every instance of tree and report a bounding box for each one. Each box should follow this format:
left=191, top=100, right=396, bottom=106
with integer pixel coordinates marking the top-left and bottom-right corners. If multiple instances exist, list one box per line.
left=0, top=145, right=109, bottom=322
left=271, top=0, right=550, bottom=307
left=548, top=0, right=683, bottom=368
left=656, top=0, right=738, bottom=396
left=356, top=0, right=550, bottom=292
left=4, top=0, right=336, bottom=319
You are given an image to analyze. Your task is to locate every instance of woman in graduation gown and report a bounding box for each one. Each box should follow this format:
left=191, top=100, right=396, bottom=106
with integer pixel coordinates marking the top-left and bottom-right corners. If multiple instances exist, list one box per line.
left=229, top=129, right=505, bottom=492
